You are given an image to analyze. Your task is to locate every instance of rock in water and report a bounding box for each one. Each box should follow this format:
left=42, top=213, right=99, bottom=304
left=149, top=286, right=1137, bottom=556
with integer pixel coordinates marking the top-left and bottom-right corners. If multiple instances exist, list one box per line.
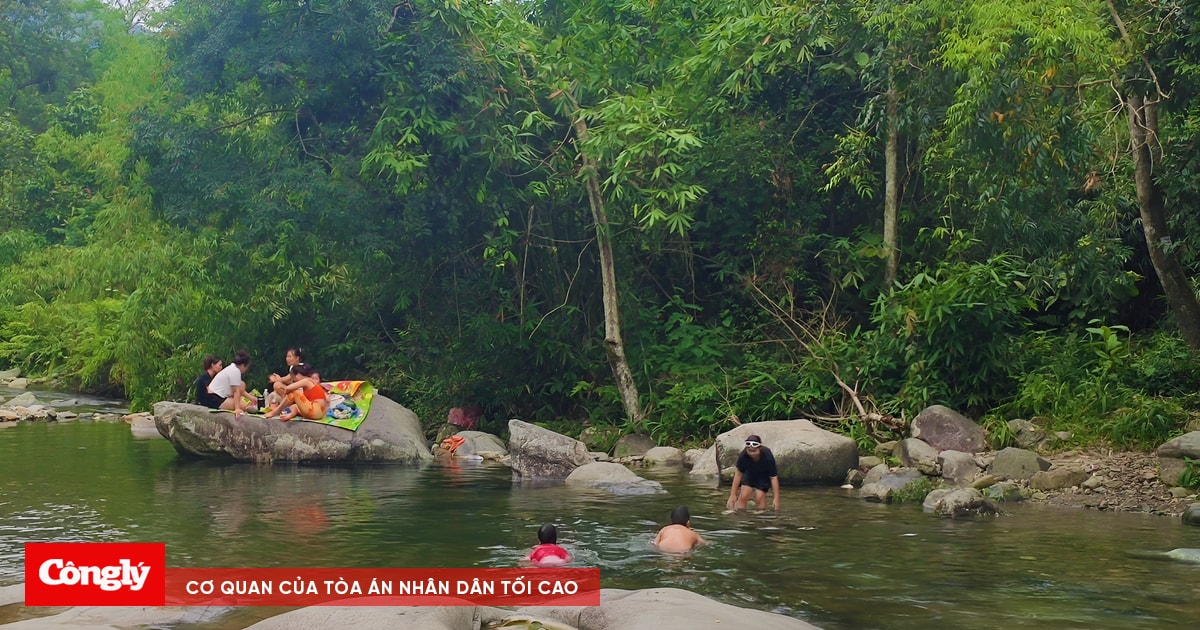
left=153, top=396, right=432, bottom=463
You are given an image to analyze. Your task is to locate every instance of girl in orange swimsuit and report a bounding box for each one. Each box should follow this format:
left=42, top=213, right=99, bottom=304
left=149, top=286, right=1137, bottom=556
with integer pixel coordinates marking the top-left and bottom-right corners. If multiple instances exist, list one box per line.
left=263, top=364, right=327, bottom=422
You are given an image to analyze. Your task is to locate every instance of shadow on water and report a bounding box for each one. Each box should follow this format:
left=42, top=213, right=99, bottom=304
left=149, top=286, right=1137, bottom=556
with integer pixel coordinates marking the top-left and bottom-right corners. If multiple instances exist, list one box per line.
left=2, top=422, right=1200, bottom=629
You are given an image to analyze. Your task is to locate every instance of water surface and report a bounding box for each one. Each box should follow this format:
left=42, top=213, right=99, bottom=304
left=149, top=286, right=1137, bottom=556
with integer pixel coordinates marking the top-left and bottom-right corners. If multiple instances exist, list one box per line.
left=1, top=421, right=1198, bottom=629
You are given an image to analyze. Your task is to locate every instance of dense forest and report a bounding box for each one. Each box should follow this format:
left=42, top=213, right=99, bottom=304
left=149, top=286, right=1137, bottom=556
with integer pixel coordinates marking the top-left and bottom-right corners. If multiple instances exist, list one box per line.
left=4, top=0, right=1200, bottom=448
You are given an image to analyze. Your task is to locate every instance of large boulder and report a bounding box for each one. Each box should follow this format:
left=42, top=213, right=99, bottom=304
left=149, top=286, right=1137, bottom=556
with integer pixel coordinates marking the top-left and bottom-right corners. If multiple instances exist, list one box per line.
left=688, top=444, right=719, bottom=477
left=507, top=419, right=592, bottom=481
left=454, top=430, right=508, bottom=457
left=910, top=405, right=986, bottom=453
left=1157, top=431, right=1200, bottom=486
left=1184, top=504, right=1200, bottom=526
left=153, top=396, right=432, bottom=463
left=715, top=420, right=858, bottom=484
left=564, top=462, right=666, bottom=495
left=896, top=438, right=939, bottom=474
left=990, top=447, right=1051, bottom=480
left=643, top=446, right=684, bottom=466
left=937, top=450, right=980, bottom=487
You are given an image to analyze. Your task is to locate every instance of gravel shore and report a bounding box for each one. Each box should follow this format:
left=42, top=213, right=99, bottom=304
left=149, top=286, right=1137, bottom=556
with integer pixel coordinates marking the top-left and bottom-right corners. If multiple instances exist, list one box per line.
left=1029, top=448, right=1198, bottom=518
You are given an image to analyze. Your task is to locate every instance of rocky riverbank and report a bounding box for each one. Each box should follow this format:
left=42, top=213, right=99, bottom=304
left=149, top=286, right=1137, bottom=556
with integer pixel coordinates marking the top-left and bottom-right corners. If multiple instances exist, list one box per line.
left=1031, top=448, right=1198, bottom=517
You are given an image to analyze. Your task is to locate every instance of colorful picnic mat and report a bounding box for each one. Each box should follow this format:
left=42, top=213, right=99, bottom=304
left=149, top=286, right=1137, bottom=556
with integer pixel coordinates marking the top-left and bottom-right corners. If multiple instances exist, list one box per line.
left=210, top=380, right=376, bottom=431
left=294, top=380, right=376, bottom=431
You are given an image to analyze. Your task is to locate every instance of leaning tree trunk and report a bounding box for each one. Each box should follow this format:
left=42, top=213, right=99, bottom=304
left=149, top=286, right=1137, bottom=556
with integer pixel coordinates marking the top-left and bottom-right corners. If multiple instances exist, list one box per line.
left=573, top=118, right=646, bottom=425
left=1126, top=94, right=1200, bottom=349
left=884, top=85, right=900, bottom=287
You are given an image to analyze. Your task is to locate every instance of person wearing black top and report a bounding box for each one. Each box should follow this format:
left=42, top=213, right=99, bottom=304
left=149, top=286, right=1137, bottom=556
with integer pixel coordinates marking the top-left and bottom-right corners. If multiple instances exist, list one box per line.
left=194, top=355, right=225, bottom=409
left=726, top=434, right=781, bottom=512
left=268, top=347, right=308, bottom=403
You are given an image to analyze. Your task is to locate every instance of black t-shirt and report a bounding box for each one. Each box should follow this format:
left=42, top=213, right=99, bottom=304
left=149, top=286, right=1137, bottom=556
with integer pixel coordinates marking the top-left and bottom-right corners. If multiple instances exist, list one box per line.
left=285, top=362, right=309, bottom=377
left=736, top=447, right=779, bottom=491
left=194, top=372, right=223, bottom=409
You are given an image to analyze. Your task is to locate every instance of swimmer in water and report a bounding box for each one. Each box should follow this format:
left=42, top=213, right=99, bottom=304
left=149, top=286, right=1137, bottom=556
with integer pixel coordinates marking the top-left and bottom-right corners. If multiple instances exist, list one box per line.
left=525, top=523, right=572, bottom=567
left=653, top=505, right=707, bottom=554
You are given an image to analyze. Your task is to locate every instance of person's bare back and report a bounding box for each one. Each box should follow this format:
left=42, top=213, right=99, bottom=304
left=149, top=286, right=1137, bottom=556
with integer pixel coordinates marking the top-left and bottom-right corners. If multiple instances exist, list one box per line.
left=654, top=523, right=704, bottom=554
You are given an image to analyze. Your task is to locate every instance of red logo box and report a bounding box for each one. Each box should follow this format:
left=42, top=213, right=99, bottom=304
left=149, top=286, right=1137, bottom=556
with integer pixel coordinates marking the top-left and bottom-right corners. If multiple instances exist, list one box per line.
left=25, top=542, right=165, bottom=606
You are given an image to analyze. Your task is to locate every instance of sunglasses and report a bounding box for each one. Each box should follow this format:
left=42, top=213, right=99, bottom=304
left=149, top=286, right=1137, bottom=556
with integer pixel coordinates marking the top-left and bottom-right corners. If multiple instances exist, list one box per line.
left=744, top=441, right=761, bottom=448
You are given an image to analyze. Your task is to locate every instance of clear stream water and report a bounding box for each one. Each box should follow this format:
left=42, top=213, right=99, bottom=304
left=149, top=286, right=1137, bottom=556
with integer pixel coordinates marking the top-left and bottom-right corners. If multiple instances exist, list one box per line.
left=1, top=399, right=1198, bottom=629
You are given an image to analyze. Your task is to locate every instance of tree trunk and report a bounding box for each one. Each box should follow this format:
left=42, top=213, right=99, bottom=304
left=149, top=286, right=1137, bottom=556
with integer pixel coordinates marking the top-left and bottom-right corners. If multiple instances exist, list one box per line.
left=573, top=118, right=645, bottom=424
left=1126, top=94, right=1200, bottom=349
left=884, top=86, right=899, bottom=287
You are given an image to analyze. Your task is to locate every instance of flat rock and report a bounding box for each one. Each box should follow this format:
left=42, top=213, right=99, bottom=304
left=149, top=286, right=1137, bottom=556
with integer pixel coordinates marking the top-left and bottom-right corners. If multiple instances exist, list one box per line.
left=153, top=396, right=432, bottom=463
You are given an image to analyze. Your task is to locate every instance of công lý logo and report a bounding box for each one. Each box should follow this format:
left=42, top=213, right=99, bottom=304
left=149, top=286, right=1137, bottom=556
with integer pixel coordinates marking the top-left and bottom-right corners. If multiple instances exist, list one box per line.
left=24, top=542, right=165, bottom=606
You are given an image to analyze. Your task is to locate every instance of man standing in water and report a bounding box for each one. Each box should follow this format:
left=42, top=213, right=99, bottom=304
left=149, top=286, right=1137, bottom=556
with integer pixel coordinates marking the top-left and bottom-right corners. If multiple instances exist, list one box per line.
left=726, top=434, right=781, bottom=512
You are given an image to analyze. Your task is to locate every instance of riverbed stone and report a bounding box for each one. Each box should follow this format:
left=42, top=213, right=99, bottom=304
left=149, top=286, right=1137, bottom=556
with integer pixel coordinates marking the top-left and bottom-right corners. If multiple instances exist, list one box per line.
left=1183, top=503, right=1200, bottom=526
left=454, top=430, right=507, bottom=456
left=0, top=583, right=22, bottom=606
left=858, top=455, right=883, bottom=469
left=153, top=396, right=432, bottom=463
left=863, top=462, right=889, bottom=485
left=613, top=433, right=656, bottom=458
left=682, top=448, right=707, bottom=469
left=990, top=447, right=1051, bottom=480
left=564, top=462, right=665, bottom=495
left=688, top=444, right=719, bottom=477
left=1156, top=431, right=1200, bottom=486
left=896, top=438, right=940, bottom=475
left=981, top=480, right=1024, bottom=502
left=127, top=413, right=160, bottom=439
left=0, top=368, right=20, bottom=380
left=7, top=377, right=27, bottom=389
left=910, top=405, right=986, bottom=453
left=714, top=420, right=858, bottom=484
left=859, top=468, right=925, bottom=503
left=1029, top=466, right=1089, bottom=490
left=507, top=419, right=593, bottom=481
left=1007, top=418, right=1046, bottom=449
left=3, top=391, right=39, bottom=407
left=923, top=487, right=998, bottom=518
left=938, top=450, right=979, bottom=487
left=643, top=446, right=683, bottom=465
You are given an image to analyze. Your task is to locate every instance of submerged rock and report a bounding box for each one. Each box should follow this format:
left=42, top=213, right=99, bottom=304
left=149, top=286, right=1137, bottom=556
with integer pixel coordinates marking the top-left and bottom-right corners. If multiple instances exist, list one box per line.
left=153, top=396, right=432, bottom=463
left=564, top=462, right=665, bottom=495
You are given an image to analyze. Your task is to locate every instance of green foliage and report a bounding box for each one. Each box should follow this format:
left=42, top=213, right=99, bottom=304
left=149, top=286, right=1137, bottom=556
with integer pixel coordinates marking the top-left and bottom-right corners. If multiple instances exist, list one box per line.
left=4, top=0, right=1200, bottom=455
left=1180, top=457, right=1200, bottom=490
left=981, top=414, right=1017, bottom=450
left=860, top=255, right=1033, bottom=416
left=893, top=477, right=938, bottom=504
left=1006, top=328, right=1195, bottom=448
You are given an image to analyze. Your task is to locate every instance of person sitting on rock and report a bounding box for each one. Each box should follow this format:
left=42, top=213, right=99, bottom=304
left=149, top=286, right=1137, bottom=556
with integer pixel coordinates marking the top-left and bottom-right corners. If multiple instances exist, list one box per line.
left=653, top=505, right=706, bottom=553
left=208, top=350, right=258, bottom=418
left=726, top=434, right=780, bottom=512
left=262, top=364, right=327, bottom=422
left=525, top=523, right=572, bottom=567
left=194, top=355, right=225, bottom=409
left=266, top=347, right=308, bottom=406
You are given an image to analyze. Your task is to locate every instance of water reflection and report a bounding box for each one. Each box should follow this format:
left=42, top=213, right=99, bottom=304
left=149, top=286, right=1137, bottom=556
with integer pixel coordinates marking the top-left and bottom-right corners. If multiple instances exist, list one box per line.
left=1, top=422, right=1199, bottom=629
